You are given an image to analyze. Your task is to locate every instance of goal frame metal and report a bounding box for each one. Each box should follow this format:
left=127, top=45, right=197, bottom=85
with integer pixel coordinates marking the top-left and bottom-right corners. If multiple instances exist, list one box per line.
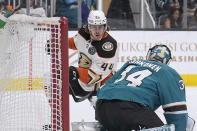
left=59, top=17, right=69, bottom=131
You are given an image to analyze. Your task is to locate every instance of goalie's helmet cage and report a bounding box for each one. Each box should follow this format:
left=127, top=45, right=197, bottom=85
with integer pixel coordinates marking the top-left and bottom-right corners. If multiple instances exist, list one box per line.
left=146, top=45, right=172, bottom=65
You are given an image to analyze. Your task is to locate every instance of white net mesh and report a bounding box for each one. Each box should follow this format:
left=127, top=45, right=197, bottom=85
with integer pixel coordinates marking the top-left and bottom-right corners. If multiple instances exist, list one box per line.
left=0, top=14, right=67, bottom=131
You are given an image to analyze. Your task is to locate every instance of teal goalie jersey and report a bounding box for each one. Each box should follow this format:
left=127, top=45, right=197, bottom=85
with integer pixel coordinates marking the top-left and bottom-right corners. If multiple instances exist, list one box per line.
left=97, top=59, right=188, bottom=131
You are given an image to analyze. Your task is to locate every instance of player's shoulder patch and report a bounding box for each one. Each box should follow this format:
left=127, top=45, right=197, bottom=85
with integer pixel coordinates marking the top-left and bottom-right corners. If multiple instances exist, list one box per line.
left=78, top=27, right=90, bottom=40
left=102, top=34, right=117, bottom=52
left=102, top=42, right=114, bottom=51
left=91, top=34, right=117, bottom=58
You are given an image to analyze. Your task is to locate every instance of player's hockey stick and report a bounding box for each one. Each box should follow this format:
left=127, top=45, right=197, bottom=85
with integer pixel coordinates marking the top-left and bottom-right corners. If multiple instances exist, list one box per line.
left=187, top=116, right=195, bottom=131
left=69, top=84, right=93, bottom=102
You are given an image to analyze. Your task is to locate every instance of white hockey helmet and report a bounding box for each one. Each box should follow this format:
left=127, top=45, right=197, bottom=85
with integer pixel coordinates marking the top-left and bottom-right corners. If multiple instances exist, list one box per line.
left=88, top=10, right=107, bottom=26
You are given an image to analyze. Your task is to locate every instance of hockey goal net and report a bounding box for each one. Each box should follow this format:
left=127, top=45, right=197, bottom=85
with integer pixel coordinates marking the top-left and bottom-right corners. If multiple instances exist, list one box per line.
left=0, top=14, right=69, bottom=131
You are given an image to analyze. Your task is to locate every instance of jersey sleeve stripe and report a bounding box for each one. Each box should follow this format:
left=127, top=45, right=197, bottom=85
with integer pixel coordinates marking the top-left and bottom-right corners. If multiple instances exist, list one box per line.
left=162, top=101, right=186, bottom=108
left=163, top=104, right=187, bottom=112
left=77, top=67, right=91, bottom=84
left=164, top=110, right=188, bottom=114
left=68, top=37, right=77, bottom=50
left=101, top=72, right=113, bottom=85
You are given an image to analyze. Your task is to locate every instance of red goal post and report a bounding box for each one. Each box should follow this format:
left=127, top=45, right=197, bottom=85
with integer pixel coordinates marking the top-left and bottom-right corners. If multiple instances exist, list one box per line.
left=0, top=14, right=69, bottom=131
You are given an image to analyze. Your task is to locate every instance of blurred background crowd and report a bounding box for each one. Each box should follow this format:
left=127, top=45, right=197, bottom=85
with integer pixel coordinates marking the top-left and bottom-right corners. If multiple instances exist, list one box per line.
left=1, top=0, right=197, bottom=30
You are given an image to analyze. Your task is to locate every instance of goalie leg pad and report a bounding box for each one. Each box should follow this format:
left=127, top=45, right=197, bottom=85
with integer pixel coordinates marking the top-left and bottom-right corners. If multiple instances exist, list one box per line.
left=69, top=66, right=90, bottom=97
left=141, top=124, right=175, bottom=131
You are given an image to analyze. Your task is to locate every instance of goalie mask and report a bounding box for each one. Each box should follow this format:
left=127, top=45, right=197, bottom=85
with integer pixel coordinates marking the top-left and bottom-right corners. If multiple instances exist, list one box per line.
left=146, top=45, right=172, bottom=65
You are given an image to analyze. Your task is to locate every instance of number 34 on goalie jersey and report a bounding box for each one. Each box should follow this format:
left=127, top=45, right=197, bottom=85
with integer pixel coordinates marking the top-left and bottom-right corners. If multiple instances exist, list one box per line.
left=100, top=59, right=186, bottom=111
left=98, top=59, right=187, bottom=131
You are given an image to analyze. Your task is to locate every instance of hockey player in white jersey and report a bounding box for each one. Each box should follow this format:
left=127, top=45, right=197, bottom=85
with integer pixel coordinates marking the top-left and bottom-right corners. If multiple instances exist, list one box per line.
left=69, top=10, right=118, bottom=103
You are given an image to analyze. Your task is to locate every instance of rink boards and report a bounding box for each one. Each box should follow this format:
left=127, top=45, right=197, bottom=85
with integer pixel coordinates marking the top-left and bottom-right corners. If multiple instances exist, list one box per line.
left=69, top=31, right=197, bottom=86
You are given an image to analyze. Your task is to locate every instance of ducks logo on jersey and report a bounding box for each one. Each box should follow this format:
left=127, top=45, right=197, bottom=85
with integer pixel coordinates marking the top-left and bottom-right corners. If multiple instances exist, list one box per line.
left=78, top=53, right=92, bottom=68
